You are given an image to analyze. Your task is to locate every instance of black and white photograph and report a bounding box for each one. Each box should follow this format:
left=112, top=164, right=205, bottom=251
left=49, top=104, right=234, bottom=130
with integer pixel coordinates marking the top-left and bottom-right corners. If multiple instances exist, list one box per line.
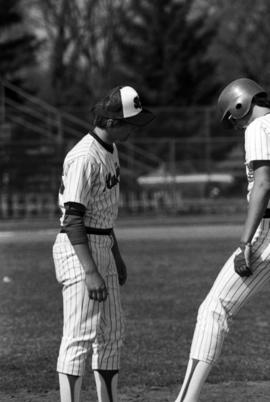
left=1, top=1, right=270, bottom=401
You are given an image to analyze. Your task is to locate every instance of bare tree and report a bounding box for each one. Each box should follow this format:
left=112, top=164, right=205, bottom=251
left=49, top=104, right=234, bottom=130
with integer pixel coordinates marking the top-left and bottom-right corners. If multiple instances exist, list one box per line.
left=192, top=0, right=270, bottom=89
left=24, top=0, right=121, bottom=105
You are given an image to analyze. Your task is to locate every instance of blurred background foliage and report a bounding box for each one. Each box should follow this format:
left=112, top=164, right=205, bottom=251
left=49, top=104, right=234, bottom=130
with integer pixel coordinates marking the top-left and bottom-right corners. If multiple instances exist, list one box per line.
left=2, top=0, right=270, bottom=108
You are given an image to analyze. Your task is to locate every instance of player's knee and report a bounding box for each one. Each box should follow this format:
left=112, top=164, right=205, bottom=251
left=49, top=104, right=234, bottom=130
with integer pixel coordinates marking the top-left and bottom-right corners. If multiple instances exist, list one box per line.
left=197, top=297, right=229, bottom=330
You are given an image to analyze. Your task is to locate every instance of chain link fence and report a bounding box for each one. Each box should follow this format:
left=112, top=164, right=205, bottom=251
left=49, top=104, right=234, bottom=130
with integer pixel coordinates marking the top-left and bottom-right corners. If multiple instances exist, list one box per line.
left=0, top=105, right=247, bottom=219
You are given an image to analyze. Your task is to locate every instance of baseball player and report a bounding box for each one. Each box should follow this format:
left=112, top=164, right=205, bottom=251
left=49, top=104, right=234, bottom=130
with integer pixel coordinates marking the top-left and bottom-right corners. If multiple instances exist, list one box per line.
left=52, top=85, right=154, bottom=402
left=173, top=78, right=270, bottom=402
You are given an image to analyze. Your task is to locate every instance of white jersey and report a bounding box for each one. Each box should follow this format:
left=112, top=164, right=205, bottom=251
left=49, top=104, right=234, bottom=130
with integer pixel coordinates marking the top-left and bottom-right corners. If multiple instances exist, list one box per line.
left=245, top=114, right=270, bottom=207
left=59, top=132, right=120, bottom=228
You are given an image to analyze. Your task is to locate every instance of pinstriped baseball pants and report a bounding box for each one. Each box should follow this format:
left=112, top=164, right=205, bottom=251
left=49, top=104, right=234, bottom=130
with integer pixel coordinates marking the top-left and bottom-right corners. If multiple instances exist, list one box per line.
left=190, top=218, right=270, bottom=364
left=53, top=233, right=124, bottom=376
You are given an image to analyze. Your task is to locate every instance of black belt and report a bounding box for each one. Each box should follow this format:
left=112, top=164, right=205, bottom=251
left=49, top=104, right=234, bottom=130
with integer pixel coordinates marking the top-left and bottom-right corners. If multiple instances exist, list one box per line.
left=60, top=227, right=113, bottom=235
left=263, top=209, right=270, bottom=219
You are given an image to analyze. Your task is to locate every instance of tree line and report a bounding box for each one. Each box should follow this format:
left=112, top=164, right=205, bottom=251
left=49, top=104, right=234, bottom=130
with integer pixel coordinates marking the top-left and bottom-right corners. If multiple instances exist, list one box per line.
left=2, top=0, right=270, bottom=111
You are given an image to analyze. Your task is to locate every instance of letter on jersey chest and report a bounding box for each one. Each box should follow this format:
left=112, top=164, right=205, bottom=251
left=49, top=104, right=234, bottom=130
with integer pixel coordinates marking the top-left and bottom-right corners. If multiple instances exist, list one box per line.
left=102, top=163, right=120, bottom=192
left=105, top=165, right=120, bottom=191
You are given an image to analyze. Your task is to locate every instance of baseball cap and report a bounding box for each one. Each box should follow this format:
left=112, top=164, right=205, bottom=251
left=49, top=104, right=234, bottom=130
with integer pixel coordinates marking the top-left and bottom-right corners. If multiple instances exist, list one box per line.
left=92, top=86, right=155, bottom=126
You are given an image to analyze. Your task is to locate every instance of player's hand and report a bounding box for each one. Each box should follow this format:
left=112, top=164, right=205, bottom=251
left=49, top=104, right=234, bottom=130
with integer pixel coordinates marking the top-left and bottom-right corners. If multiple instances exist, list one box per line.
left=85, top=271, right=108, bottom=302
left=234, top=242, right=252, bottom=277
left=114, top=255, right=127, bottom=286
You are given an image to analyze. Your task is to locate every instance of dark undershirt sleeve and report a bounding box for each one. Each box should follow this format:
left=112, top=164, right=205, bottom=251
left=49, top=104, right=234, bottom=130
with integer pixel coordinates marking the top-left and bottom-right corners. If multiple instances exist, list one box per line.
left=62, top=202, right=88, bottom=245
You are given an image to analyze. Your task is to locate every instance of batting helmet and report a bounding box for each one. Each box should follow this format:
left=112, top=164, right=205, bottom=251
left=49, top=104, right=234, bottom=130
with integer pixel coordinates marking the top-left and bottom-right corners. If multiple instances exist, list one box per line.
left=217, top=78, right=267, bottom=128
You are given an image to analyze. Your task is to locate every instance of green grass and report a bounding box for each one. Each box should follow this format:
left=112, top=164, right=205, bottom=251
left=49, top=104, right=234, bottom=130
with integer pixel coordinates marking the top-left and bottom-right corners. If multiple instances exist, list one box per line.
left=1, top=231, right=270, bottom=395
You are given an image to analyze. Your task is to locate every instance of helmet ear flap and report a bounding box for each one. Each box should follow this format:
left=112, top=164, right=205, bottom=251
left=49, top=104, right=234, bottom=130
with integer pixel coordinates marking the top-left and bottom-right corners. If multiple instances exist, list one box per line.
left=222, top=100, right=252, bottom=129
left=235, top=102, right=242, bottom=111
left=230, top=98, right=252, bottom=120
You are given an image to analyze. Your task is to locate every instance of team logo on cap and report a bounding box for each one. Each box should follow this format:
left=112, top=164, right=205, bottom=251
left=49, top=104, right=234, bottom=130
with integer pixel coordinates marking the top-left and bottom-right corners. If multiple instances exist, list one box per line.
left=134, top=96, right=142, bottom=110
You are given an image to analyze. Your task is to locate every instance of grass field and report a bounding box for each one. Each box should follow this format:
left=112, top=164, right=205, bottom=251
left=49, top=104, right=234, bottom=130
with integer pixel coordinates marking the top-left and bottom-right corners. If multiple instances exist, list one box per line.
left=1, top=218, right=270, bottom=401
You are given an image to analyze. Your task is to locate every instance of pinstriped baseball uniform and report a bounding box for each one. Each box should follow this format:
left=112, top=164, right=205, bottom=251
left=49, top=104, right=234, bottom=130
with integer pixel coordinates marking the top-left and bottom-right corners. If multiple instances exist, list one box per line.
left=189, top=114, right=270, bottom=364
left=53, top=132, right=124, bottom=376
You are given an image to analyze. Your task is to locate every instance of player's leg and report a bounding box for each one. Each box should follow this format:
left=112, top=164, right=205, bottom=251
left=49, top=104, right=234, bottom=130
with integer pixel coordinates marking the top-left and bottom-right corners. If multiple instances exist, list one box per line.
left=53, top=235, right=102, bottom=402
left=174, top=257, right=251, bottom=402
left=94, top=370, right=119, bottom=402
left=175, top=226, right=270, bottom=402
left=56, top=278, right=100, bottom=402
left=58, top=373, right=82, bottom=402
left=174, top=359, right=212, bottom=402
left=92, top=273, right=124, bottom=402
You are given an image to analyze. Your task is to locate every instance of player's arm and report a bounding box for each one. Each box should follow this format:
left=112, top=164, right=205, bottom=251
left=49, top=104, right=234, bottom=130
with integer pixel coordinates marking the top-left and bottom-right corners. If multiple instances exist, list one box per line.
left=111, top=230, right=127, bottom=286
left=63, top=202, right=108, bottom=301
left=241, top=161, right=270, bottom=244
left=234, top=161, right=270, bottom=277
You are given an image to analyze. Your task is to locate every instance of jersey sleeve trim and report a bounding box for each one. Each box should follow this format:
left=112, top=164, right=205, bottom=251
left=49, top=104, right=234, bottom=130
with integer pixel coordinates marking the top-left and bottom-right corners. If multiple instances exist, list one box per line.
left=64, top=202, right=86, bottom=217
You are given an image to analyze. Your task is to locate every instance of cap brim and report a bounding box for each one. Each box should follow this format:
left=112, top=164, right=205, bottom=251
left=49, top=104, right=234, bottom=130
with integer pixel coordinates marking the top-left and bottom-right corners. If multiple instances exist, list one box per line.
left=124, top=109, right=155, bottom=126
